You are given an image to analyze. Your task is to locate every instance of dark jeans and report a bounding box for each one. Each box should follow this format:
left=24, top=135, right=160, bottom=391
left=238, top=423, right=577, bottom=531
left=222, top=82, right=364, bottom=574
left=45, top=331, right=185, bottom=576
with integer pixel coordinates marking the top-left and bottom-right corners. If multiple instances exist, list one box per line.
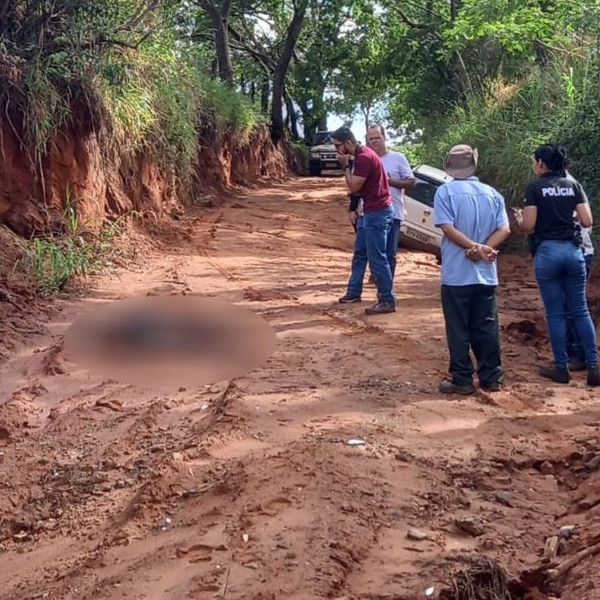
left=441, top=284, right=502, bottom=387
left=566, top=253, right=594, bottom=362
left=535, top=240, right=598, bottom=368
left=364, top=207, right=395, bottom=304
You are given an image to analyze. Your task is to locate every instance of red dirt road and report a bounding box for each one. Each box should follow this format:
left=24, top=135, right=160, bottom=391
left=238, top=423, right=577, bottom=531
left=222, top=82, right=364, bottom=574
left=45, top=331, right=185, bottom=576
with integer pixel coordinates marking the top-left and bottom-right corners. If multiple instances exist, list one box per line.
left=1, top=178, right=600, bottom=600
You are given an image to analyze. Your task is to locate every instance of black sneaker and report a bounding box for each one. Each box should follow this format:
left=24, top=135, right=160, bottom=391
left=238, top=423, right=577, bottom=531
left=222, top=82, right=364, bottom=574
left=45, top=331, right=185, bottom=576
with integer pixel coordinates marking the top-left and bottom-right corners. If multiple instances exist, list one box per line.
left=568, top=357, right=587, bottom=372
left=438, top=380, right=476, bottom=395
left=364, top=301, right=396, bottom=315
left=539, top=365, right=570, bottom=384
left=587, top=364, right=600, bottom=387
left=480, top=381, right=502, bottom=392
left=338, top=294, right=361, bottom=304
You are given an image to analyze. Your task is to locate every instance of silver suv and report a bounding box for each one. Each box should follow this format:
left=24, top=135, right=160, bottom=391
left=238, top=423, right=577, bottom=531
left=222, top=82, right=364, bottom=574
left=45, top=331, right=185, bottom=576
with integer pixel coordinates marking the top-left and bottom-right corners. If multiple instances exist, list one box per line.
left=309, top=131, right=343, bottom=176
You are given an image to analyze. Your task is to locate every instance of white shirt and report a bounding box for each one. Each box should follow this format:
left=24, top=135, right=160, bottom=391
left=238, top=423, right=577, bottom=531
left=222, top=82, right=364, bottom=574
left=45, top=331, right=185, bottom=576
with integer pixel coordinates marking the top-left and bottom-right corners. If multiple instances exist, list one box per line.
left=380, top=150, right=413, bottom=221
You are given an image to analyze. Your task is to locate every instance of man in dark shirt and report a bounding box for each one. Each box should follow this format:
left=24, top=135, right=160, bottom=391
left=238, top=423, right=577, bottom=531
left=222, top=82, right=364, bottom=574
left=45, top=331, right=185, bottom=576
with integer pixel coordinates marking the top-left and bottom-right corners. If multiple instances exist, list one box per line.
left=333, top=127, right=395, bottom=315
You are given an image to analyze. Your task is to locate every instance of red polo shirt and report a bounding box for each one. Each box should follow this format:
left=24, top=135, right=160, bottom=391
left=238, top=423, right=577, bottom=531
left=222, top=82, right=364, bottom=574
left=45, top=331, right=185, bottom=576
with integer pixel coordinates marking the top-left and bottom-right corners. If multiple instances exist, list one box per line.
left=353, top=145, right=392, bottom=213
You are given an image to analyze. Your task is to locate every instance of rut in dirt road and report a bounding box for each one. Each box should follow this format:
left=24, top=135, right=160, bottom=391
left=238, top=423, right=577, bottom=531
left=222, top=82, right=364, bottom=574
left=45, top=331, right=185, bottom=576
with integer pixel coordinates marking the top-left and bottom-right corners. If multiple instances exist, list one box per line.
left=1, top=178, right=600, bottom=600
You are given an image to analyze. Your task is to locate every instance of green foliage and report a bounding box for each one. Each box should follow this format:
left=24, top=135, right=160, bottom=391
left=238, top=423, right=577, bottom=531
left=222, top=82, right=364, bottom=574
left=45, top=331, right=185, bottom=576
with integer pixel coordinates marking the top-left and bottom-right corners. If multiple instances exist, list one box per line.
left=329, top=1, right=409, bottom=129
left=0, top=1, right=263, bottom=175
left=365, top=0, right=600, bottom=241
left=445, top=0, right=560, bottom=56
left=393, top=142, right=427, bottom=167
left=419, top=54, right=600, bottom=212
left=10, top=181, right=125, bottom=297
left=16, top=209, right=124, bottom=298
left=3, top=0, right=600, bottom=239
left=289, top=139, right=310, bottom=163
left=198, top=77, right=263, bottom=135
left=445, top=0, right=597, bottom=56
left=288, top=0, right=352, bottom=139
left=21, top=58, right=72, bottom=155
left=20, top=237, right=95, bottom=297
left=558, top=54, right=600, bottom=203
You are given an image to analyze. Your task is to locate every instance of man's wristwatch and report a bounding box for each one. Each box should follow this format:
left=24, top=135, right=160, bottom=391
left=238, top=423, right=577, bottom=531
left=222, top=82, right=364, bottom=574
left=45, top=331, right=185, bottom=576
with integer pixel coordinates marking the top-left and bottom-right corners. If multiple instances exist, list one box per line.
left=342, top=164, right=351, bottom=171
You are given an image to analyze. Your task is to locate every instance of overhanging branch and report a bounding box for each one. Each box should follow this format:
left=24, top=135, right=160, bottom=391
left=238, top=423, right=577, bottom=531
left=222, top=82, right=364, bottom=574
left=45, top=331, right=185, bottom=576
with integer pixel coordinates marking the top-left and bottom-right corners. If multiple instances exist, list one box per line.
left=117, top=0, right=162, bottom=33
left=390, top=6, right=427, bottom=29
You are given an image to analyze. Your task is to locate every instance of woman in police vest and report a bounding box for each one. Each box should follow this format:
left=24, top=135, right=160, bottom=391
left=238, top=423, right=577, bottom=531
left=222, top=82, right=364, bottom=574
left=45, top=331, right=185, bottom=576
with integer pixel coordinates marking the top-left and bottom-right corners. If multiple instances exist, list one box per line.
left=517, top=144, right=599, bottom=386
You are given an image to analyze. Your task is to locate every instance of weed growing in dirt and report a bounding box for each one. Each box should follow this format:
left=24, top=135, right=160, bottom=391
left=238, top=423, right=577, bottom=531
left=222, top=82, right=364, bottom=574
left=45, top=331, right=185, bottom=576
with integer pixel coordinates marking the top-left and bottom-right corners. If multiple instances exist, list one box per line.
left=15, top=225, right=123, bottom=298
left=12, top=189, right=126, bottom=298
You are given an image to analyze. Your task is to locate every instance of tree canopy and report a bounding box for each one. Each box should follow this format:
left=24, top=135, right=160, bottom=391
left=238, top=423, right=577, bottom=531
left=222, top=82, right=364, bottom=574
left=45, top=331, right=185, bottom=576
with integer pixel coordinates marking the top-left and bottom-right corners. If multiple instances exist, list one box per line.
left=2, top=0, right=600, bottom=200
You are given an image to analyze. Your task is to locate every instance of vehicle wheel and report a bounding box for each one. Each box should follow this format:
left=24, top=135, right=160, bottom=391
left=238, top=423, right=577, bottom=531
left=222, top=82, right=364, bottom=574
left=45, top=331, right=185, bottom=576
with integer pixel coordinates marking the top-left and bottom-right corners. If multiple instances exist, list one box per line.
left=308, top=160, right=322, bottom=176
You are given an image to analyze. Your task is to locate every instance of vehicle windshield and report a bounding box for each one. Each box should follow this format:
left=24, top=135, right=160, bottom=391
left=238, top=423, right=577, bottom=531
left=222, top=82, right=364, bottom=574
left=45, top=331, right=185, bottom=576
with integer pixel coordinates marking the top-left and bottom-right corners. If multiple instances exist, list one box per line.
left=313, top=132, right=333, bottom=145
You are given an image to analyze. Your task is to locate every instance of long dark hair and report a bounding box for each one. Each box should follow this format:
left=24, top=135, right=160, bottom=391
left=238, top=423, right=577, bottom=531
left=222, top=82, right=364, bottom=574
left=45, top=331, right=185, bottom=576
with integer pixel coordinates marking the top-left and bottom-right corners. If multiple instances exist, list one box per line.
left=534, top=144, right=567, bottom=176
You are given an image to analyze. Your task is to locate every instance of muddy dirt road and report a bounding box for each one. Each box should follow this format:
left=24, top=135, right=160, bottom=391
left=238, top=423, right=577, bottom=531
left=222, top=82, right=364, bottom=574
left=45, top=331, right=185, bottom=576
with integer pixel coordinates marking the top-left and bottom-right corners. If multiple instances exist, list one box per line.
left=1, top=178, right=600, bottom=600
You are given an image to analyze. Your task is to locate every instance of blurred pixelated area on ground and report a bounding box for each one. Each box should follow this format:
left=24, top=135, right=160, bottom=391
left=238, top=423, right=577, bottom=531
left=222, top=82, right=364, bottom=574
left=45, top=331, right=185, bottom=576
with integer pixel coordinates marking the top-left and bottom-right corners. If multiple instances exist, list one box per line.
left=65, top=295, right=277, bottom=387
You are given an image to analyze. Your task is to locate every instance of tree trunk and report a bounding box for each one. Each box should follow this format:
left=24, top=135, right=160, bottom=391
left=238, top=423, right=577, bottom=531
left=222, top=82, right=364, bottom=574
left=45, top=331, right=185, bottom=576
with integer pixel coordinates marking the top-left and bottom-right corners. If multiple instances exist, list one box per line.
left=317, top=114, right=327, bottom=132
left=270, top=0, right=309, bottom=144
left=261, top=80, right=270, bottom=114
left=297, top=99, right=327, bottom=143
left=298, top=100, right=312, bottom=142
left=284, top=87, right=300, bottom=140
left=361, top=104, right=371, bottom=135
left=197, top=0, right=234, bottom=85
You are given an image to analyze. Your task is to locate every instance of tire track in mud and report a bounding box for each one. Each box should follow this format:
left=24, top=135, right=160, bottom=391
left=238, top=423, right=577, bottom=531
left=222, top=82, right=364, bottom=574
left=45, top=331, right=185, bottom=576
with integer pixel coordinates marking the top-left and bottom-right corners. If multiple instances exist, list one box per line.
left=179, top=202, right=419, bottom=598
left=150, top=182, right=600, bottom=600
left=1, top=179, right=600, bottom=599
left=179, top=186, right=536, bottom=598
left=0, top=182, right=432, bottom=599
left=188, top=202, right=421, bottom=349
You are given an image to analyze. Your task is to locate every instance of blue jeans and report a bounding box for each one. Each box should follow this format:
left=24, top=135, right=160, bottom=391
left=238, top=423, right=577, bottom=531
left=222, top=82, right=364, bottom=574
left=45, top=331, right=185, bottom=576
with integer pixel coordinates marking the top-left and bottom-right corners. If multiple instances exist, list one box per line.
left=566, top=254, right=593, bottom=362
left=364, top=207, right=395, bottom=304
left=534, top=240, right=598, bottom=368
left=387, top=219, right=401, bottom=280
left=347, top=216, right=367, bottom=297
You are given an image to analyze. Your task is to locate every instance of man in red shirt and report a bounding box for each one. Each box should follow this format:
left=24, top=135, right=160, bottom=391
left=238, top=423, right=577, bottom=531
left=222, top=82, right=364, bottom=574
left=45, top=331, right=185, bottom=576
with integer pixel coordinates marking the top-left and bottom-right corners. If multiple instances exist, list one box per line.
left=333, top=126, right=395, bottom=314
